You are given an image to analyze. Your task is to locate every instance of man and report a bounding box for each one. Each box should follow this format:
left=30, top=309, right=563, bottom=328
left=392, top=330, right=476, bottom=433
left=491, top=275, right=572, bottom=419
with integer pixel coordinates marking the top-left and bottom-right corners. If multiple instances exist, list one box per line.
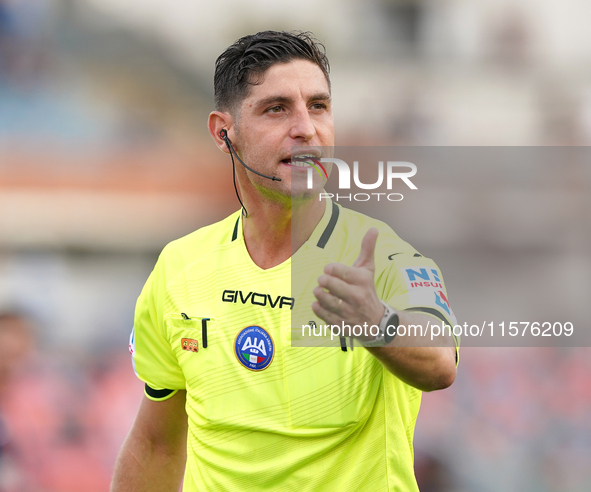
left=111, top=31, right=458, bottom=492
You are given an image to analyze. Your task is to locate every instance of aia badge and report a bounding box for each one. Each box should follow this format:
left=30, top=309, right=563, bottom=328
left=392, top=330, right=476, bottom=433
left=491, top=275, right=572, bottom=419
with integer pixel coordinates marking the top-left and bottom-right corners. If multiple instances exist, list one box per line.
left=181, top=338, right=199, bottom=353
left=234, top=325, right=274, bottom=371
left=435, top=291, right=451, bottom=315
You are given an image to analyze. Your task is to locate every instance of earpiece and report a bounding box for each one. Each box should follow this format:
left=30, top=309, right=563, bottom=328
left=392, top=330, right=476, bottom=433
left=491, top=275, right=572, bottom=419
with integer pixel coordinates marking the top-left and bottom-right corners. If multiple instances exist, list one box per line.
left=218, top=129, right=281, bottom=182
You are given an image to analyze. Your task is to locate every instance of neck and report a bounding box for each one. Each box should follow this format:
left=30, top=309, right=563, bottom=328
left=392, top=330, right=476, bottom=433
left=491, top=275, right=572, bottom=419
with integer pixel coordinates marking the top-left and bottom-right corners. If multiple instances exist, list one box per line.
left=241, top=194, right=325, bottom=270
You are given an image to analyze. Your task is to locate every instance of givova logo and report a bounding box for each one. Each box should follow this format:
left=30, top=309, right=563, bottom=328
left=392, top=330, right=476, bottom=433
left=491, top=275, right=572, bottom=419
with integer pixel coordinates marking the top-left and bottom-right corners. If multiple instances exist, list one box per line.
left=234, top=326, right=274, bottom=371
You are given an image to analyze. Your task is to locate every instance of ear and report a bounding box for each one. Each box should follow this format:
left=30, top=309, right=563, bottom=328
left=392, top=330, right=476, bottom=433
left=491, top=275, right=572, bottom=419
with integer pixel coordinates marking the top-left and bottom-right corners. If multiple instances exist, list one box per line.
left=208, top=111, right=234, bottom=154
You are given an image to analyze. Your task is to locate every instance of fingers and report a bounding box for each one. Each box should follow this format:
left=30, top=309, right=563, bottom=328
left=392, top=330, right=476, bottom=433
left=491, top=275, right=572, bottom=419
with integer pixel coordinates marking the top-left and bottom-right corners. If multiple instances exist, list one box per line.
left=323, top=263, right=369, bottom=285
left=317, top=273, right=354, bottom=303
left=311, top=301, right=340, bottom=326
left=313, top=286, right=344, bottom=313
left=313, top=281, right=348, bottom=328
left=312, top=228, right=380, bottom=328
left=352, top=228, right=378, bottom=269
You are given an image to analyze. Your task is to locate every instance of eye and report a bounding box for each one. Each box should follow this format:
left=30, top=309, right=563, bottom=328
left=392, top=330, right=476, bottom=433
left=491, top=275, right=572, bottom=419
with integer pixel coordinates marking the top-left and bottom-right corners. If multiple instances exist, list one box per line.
left=267, top=106, right=283, bottom=113
left=311, top=102, right=327, bottom=110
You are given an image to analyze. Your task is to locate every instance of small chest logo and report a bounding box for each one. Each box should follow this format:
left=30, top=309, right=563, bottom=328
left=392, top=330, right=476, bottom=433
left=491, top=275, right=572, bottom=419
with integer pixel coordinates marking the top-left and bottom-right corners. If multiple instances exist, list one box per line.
left=234, top=326, right=274, bottom=371
left=181, top=338, right=199, bottom=352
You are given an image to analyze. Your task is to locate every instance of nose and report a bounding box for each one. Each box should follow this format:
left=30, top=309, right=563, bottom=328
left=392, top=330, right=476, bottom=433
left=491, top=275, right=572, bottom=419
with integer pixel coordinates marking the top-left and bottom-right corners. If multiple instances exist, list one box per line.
left=289, top=105, right=315, bottom=142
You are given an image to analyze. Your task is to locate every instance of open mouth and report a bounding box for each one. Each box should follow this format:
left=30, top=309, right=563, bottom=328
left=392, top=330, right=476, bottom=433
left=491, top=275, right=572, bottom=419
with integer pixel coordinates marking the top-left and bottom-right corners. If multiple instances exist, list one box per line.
left=281, top=155, right=328, bottom=179
left=282, top=155, right=321, bottom=167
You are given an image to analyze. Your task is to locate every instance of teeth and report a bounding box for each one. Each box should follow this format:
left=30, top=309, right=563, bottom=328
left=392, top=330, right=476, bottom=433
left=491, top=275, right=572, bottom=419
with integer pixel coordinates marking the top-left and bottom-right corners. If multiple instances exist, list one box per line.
left=287, top=155, right=318, bottom=167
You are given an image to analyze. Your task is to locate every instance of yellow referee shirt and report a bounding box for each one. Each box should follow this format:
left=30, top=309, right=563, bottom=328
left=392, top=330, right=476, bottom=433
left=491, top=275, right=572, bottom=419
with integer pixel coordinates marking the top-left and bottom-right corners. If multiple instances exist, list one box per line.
left=129, top=199, right=457, bottom=491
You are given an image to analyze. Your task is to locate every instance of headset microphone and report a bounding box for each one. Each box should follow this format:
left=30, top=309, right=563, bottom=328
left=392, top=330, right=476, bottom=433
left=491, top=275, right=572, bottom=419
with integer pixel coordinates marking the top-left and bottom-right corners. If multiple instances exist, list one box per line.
left=219, top=129, right=281, bottom=181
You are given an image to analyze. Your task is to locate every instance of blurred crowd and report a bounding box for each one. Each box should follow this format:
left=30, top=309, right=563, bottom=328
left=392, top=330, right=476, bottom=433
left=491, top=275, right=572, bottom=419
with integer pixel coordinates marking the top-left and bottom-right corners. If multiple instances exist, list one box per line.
left=416, top=347, right=591, bottom=492
left=0, top=312, right=142, bottom=492
left=0, top=0, right=50, bottom=89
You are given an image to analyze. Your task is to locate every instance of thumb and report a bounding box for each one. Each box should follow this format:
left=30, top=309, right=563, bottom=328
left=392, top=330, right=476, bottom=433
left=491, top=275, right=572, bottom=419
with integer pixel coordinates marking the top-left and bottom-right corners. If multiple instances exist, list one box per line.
left=353, top=228, right=379, bottom=270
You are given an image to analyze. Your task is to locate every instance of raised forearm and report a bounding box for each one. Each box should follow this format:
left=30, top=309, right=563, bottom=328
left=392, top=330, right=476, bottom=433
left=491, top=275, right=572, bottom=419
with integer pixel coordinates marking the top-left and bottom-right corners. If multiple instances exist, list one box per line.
left=366, top=312, right=457, bottom=392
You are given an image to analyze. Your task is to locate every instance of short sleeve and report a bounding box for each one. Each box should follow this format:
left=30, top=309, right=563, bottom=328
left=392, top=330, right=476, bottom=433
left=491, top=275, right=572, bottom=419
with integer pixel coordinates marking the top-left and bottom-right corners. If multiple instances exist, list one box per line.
left=129, top=250, right=186, bottom=395
left=375, top=250, right=460, bottom=357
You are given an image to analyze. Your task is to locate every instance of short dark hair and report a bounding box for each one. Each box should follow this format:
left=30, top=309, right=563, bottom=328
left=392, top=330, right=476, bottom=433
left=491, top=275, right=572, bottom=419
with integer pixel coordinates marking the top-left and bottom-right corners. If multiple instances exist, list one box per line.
left=214, top=30, right=330, bottom=114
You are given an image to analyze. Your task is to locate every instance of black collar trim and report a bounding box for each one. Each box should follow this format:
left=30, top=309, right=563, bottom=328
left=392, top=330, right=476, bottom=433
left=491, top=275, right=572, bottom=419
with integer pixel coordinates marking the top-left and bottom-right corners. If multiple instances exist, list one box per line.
left=317, top=201, right=339, bottom=249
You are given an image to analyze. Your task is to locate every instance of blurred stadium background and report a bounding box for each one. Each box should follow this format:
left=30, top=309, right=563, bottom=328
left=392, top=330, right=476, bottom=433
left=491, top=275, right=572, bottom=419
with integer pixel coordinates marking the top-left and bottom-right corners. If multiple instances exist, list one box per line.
left=0, top=0, right=590, bottom=490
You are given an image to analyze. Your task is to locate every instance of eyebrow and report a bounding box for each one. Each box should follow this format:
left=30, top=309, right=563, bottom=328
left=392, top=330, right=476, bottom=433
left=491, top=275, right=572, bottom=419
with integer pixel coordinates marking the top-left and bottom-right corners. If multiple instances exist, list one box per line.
left=254, top=92, right=331, bottom=110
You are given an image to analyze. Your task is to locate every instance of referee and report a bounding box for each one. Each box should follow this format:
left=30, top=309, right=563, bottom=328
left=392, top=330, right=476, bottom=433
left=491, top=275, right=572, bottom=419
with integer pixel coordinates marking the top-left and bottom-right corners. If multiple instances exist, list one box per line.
left=111, top=31, right=458, bottom=492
